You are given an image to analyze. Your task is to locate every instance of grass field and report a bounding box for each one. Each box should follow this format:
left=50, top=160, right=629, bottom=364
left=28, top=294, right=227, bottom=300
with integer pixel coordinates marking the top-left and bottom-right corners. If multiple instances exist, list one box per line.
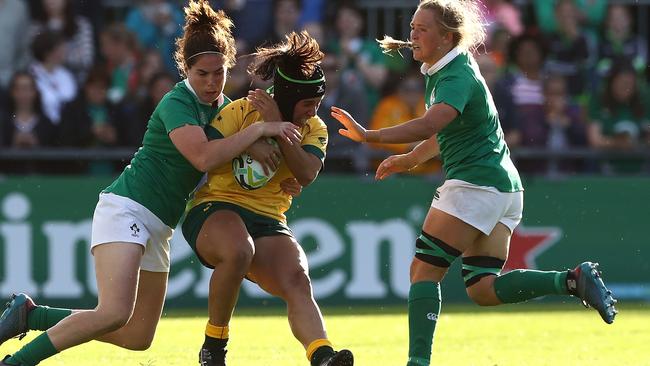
left=1, top=302, right=648, bottom=366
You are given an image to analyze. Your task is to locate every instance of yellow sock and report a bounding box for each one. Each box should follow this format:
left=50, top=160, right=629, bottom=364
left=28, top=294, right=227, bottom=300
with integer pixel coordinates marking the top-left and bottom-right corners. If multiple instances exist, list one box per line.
left=205, top=322, right=229, bottom=339
left=306, top=338, right=332, bottom=361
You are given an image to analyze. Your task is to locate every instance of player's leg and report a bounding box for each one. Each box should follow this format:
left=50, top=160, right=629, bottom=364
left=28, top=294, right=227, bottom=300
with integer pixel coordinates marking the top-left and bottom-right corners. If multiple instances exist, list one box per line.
left=193, top=209, right=254, bottom=366
left=463, top=222, right=568, bottom=305
left=3, top=243, right=142, bottom=366
left=248, top=235, right=352, bottom=366
left=463, top=192, right=617, bottom=324
left=96, top=270, right=168, bottom=350
left=407, top=207, right=482, bottom=366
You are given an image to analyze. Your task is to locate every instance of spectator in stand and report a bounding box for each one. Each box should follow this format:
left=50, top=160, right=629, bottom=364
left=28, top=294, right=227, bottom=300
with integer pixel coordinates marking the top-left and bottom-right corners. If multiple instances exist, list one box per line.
left=99, top=23, right=139, bottom=104
left=59, top=66, right=133, bottom=174
left=587, top=60, right=650, bottom=174
left=125, top=0, right=183, bottom=74
left=126, top=71, right=176, bottom=148
left=327, top=3, right=389, bottom=110
left=534, top=0, right=607, bottom=38
left=0, top=0, right=31, bottom=92
left=30, top=0, right=95, bottom=83
left=518, top=75, right=588, bottom=174
left=29, top=31, right=78, bottom=126
left=211, top=0, right=273, bottom=50
left=368, top=70, right=440, bottom=175
left=132, top=48, right=168, bottom=101
left=492, top=32, right=546, bottom=148
left=544, top=0, right=593, bottom=100
left=320, top=52, right=370, bottom=173
left=596, top=4, right=647, bottom=78
left=267, top=0, right=302, bottom=45
left=0, top=71, right=57, bottom=174
left=483, top=0, right=523, bottom=38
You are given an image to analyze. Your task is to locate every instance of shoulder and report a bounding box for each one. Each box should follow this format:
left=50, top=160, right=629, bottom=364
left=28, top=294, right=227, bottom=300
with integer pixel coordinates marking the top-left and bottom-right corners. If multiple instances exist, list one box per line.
left=305, top=116, right=327, bottom=132
left=219, top=98, right=256, bottom=117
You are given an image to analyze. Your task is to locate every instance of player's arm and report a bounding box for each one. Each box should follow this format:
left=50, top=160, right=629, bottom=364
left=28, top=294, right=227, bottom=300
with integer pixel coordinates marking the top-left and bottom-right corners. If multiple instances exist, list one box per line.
left=375, top=135, right=439, bottom=180
left=409, top=134, right=440, bottom=164
left=331, top=103, right=458, bottom=144
left=277, top=138, right=322, bottom=187
left=170, top=122, right=300, bottom=173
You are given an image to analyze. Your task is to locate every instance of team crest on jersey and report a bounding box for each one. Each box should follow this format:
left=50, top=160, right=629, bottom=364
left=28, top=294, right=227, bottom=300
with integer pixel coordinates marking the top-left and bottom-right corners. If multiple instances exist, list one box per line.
left=318, top=137, right=326, bottom=146
left=130, top=223, right=140, bottom=238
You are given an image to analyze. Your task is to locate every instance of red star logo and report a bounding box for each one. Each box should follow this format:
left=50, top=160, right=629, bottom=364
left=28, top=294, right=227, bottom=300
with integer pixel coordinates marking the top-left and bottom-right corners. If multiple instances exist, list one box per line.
left=503, top=226, right=562, bottom=272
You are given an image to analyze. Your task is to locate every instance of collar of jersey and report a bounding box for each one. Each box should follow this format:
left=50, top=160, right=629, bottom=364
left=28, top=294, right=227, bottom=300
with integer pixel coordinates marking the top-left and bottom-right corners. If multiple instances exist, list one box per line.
left=183, top=79, right=225, bottom=108
left=420, top=47, right=461, bottom=76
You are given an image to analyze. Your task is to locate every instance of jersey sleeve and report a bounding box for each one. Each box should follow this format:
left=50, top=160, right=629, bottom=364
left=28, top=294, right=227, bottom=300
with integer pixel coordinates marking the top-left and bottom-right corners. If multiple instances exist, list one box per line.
left=434, top=73, right=472, bottom=114
left=158, top=95, right=201, bottom=134
left=301, top=117, right=328, bottom=163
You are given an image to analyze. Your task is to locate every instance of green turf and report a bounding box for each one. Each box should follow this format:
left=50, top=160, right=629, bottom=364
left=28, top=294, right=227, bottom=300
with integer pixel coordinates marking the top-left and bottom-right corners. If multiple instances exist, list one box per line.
left=1, top=302, right=647, bottom=366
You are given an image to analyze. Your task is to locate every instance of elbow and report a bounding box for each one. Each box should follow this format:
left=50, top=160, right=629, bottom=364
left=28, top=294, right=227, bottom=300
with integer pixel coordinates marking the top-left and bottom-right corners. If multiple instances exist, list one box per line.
left=191, top=156, right=211, bottom=173
left=296, top=172, right=318, bottom=187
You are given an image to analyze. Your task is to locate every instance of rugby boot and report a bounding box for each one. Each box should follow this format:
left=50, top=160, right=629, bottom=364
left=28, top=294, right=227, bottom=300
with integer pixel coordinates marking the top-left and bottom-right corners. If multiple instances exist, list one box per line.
left=0, top=294, right=35, bottom=345
left=199, top=346, right=226, bottom=366
left=319, top=349, right=354, bottom=366
left=570, top=262, right=618, bottom=324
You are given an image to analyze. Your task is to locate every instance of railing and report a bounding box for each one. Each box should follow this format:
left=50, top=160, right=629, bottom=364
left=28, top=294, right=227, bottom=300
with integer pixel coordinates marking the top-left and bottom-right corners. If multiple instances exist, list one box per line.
left=1, top=147, right=649, bottom=176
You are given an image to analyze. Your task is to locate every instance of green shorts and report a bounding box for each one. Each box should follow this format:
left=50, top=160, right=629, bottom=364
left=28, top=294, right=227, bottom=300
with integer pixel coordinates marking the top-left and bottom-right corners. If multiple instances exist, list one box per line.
left=181, top=201, right=293, bottom=269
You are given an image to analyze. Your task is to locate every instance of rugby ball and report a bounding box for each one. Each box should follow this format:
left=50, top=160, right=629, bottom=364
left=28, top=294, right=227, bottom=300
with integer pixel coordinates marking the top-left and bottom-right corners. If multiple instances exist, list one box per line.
left=232, top=139, right=279, bottom=190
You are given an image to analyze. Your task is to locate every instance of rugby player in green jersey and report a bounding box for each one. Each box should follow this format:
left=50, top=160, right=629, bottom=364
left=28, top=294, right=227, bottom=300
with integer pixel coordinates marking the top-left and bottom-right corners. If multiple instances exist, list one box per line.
left=330, top=1, right=618, bottom=365
left=0, top=1, right=300, bottom=365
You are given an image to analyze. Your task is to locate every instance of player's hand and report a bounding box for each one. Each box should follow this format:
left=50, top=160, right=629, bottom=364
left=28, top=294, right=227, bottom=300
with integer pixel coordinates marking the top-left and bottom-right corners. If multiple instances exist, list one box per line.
left=375, top=153, right=417, bottom=180
left=247, top=138, right=282, bottom=175
left=330, top=106, right=367, bottom=142
left=248, top=89, right=283, bottom=122
left=280, top=178, right=302, bottom=197
left=259, top=122, right=302, bottom=145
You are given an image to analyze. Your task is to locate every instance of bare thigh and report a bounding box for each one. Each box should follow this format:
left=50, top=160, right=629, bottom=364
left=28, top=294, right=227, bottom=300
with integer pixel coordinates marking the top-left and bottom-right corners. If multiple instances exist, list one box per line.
left=196, top=210, right=254, bottom=265
left=97, top=270, right=168, bottom=350
left=247, top=235, right=310, bottom=298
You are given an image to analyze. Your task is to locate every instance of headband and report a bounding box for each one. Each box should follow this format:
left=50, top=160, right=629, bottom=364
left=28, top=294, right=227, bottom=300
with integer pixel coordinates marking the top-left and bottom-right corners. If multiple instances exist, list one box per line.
left=187, top=51, right=225, bottom=61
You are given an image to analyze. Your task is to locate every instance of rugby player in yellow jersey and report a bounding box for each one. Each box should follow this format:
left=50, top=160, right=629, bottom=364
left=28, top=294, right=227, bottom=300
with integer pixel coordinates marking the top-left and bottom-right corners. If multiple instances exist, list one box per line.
left=181, top=31, right=353, bottom=366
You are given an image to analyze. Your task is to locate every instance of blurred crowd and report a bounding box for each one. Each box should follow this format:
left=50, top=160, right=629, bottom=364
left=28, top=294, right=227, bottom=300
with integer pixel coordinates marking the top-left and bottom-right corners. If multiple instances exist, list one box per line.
left=1, top=0, right=649, bottom=176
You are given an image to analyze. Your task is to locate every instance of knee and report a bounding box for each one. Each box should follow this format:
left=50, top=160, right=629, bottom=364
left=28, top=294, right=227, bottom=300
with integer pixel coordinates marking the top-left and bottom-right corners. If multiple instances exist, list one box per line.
left=121, top=337, right=154, bottom=351
left=277, top=269, right=313, bottom=300
left=466, top=277, right=500, bottom=306
left=201, top=240, right=255, bottom=269
left=95, top=305, right=134, bottom=332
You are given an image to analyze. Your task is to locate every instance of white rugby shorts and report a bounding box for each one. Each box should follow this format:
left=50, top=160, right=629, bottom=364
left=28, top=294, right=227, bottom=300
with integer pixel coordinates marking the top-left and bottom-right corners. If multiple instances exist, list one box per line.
left=91, top=193, right=172, bottom=272
left=431, top=179, right=523, bottom=235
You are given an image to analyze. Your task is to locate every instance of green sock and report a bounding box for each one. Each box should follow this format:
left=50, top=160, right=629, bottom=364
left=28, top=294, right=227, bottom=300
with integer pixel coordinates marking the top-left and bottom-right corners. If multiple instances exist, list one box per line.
left=407, top=281, right=441, bottom=366
left=27, top=306, right=72, bottom=331
left=494, top=269, right=569, bottom=303
left=7, top=332, right=58, bottom=366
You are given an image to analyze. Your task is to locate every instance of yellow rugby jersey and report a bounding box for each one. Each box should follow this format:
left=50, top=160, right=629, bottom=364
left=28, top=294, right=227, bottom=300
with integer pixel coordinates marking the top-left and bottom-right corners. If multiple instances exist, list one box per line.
left=191, top=98, right=328, bottom=222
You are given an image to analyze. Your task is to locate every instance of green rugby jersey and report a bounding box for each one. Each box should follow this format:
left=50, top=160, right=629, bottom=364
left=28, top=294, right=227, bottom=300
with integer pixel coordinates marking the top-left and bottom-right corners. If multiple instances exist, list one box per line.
left=423, top=51, right=522, bottom=192
left=105, top=80, right=231, bottom=227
